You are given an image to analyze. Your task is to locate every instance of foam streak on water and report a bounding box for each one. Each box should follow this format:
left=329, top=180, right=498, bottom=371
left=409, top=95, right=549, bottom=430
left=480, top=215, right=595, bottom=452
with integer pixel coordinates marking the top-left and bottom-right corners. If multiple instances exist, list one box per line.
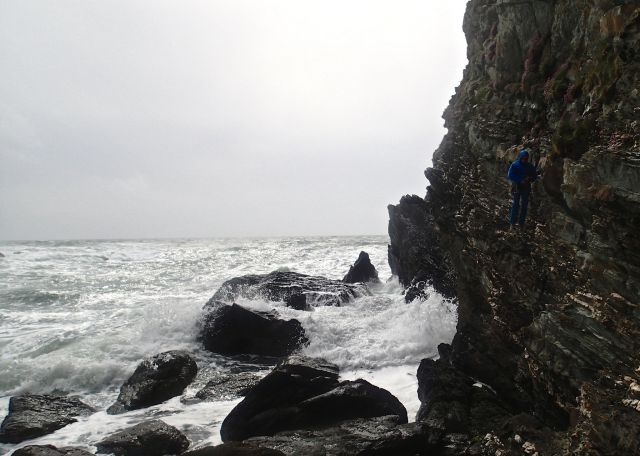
left=0, top=237, right=456, bottom=454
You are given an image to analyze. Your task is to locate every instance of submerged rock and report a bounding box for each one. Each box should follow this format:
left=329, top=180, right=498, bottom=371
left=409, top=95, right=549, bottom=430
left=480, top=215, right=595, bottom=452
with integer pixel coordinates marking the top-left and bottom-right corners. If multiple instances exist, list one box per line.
left=12, top=445, right=94, bottom=456
left=107, top=350, right=198, bottom=414
left=200, top=303, right=307, bottom=357
left=183, top=443, right=285, bottom=456
left=96, top=419, right=189, bottom=456
left=0, top=394, right=95, bottom=444
left=211, top=271, right=363, bottom=307
left=221, top=355, right=407, bottom=442
left=342, top=251, right=380, bottom=284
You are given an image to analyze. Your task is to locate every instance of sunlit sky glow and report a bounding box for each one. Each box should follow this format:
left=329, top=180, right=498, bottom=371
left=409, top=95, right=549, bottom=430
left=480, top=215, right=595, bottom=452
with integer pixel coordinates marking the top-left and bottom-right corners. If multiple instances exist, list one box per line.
left=0, top=0, right=468, bottom=240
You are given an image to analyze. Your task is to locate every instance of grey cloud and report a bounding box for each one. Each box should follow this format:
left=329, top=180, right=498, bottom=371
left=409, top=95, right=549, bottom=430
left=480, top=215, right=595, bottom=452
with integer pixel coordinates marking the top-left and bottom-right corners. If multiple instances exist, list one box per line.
left=0, top=0, right=468, bottom=240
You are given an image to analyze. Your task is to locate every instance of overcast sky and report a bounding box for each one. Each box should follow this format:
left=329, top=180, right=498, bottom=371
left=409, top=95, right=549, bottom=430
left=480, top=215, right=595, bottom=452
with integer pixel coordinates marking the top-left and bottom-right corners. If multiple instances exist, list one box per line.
left=0, top=0, right=468, bottom=240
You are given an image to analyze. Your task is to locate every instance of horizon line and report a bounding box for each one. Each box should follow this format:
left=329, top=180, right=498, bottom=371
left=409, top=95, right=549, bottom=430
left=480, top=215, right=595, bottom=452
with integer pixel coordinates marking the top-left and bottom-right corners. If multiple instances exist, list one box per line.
left=0, top=233, right=390, bottom=243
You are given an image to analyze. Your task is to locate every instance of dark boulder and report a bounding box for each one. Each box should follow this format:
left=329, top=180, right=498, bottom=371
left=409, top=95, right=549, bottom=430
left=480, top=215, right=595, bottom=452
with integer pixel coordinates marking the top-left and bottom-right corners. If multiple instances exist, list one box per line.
left=342, top=251, right=380, bottom=284
left=211, top=271, right=363, bottom=307
left=221, top=356, right=407, bottom=442
left=107, top=350, right=198, bottom=414
left=294, top=378, right=408, bottom=425
left=13, top=445, right=94, bottom=456
left=201, top=303, right=307, bottom=357
left=246, top=415, right=443, bottom=456
left=0, top=394, right=95, bottom=444
left=183, top=442, right=285, bottom=456
left=194, top=371, right=261, bottom=401
left=221, top=356, right=340, bottom=441
left=96, top=420, right=189, bottom=456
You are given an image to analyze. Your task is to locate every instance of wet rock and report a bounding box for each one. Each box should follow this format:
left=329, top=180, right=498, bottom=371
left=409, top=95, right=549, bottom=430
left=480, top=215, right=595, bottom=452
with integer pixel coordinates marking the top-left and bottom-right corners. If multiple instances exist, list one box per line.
left=284, top=293, right=309, bottom=311
left=183, top=442, right=285, bottom=456
left=107, top=350, right=198, bottom=414
left=12, top=445, right=94, bottom=456
left=211, top=271, right=363, bottom=307
left=342, top=251, right=380, bottom=284
left=296, top=378, right=408, bottom=423
left=387, top=0, right=640, bottom=453
left=0, top=394, right=95, bottom=444
left=221, top=355, right=406, bottom=442
left=200, top=303, right=307, bottom=357
left=246, top=415, right=443, bottom=456
left=96, top=419, right=189, bottom=456
left=194, top=371, right=261, bottom=401
left=221, top=355, right=340, bottom=441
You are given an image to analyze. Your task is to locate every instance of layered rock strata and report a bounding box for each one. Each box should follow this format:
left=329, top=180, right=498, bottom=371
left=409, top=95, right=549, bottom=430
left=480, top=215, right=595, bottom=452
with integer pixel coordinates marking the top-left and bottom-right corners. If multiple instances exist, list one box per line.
left=389, top=1, right=640, bottom=454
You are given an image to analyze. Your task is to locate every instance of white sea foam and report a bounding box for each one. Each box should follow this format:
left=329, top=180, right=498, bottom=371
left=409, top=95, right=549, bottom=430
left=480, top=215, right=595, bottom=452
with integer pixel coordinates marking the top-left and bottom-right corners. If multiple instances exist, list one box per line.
left=0, top=237, right=456, bottom=454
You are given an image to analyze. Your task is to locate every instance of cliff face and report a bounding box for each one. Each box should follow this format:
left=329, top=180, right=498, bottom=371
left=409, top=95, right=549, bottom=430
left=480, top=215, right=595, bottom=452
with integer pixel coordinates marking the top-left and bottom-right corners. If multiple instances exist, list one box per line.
left=389, top=1, right=640, bottom=454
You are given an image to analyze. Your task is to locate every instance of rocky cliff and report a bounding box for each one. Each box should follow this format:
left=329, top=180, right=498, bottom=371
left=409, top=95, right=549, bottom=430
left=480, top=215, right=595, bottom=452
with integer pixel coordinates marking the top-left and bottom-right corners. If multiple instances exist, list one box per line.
left=389, top=1, right=640, bottom=454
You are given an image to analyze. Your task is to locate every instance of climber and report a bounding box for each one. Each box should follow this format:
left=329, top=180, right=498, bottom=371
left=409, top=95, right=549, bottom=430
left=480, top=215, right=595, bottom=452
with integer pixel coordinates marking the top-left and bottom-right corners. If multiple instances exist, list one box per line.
left=507, top=148, right=537, bottom=228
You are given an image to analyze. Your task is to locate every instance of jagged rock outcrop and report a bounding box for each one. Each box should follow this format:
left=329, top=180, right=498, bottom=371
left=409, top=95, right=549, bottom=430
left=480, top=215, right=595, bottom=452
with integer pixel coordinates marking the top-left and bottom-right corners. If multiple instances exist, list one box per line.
left=211, top=271, right=364, bottom=307
left=96, top=420, right=189, bottom=456
left=200, top=303, right=308, bottom=357
left=107, top=350, right=198, bottom=414
left=0, top=394, right=95, bottom=444
left=389, top=1, right=640, bottom=454
left=343, top=251, right=381, bottom=284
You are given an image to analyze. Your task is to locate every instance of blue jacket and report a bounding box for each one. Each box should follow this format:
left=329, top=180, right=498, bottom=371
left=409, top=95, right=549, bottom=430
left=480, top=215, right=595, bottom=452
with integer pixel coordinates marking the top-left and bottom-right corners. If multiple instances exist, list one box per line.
left=508, top=150, right=537, bottom=187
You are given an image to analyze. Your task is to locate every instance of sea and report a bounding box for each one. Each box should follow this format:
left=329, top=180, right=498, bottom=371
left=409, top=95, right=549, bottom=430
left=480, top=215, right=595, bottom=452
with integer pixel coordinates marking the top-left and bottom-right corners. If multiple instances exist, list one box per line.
left=0, top=236, right=457, bottom=454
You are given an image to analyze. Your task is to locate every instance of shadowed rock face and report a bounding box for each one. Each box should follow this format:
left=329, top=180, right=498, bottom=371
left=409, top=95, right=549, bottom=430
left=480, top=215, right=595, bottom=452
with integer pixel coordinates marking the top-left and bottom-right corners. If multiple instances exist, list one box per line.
left=200, top=303, right=308, bottom=357
left=107, top=350, right=198, bottom=414
left=245, top=415, right=442, bottom=456
left=96, top=420, right=189, bottom=456
left=0, top=394, right=95, bottom=444
left=220, top=356, right=407, bottom=443
left=388, top=0, right=640, bottom=454
left=211, top=271, right=364, bottom=307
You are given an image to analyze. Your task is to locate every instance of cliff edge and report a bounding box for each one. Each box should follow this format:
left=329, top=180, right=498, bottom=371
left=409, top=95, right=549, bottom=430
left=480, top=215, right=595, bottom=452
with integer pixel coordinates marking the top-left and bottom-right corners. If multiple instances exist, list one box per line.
left=389, top=1, right=640, bottom=454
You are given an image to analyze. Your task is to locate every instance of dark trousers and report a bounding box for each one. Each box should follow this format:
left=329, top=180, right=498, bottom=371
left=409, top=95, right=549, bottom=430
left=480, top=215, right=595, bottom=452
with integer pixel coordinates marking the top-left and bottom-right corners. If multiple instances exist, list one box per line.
left=510, top=190, right=530, bottom=226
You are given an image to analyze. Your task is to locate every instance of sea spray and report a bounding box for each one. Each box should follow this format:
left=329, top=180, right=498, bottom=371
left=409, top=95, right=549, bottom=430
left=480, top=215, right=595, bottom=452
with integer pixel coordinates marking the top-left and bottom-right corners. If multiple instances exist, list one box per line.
left=0, top=236, right=456, bottom=454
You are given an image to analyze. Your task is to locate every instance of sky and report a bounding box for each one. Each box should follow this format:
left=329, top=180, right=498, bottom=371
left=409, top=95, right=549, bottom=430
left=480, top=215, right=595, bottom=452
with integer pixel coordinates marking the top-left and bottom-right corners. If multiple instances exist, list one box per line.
left=0, top=0, right=468, bottom=240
